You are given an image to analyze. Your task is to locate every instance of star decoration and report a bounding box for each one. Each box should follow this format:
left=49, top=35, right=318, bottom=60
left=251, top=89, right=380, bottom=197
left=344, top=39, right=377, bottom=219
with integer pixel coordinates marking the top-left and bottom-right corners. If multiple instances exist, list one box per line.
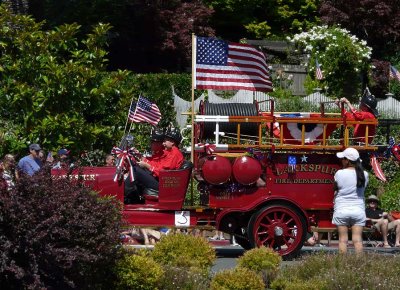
left=301, top=155, right=308, bottom=163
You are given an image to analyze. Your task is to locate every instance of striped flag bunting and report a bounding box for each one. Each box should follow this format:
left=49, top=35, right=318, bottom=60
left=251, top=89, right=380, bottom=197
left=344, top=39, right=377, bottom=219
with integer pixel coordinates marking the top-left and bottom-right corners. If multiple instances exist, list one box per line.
left=370, top=154, right=387, bottom=182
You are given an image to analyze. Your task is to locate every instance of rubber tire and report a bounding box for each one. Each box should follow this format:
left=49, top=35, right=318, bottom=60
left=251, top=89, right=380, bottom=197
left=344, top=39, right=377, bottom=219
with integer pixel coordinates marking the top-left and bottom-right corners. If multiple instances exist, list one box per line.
left=248, top=203, right=307, bottom=260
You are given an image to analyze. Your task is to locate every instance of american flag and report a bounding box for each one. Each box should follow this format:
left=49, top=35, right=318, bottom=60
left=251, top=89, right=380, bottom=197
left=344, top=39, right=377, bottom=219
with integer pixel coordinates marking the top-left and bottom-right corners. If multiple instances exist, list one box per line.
left=288, top=155, right=296, bottom=173
left=129, top=96, right=161, bottom=126
left=194, top=36, right=272, bottom=92
left=315, top=59, right=323, bottom=80
left=390, top=65, right=400, bottom=81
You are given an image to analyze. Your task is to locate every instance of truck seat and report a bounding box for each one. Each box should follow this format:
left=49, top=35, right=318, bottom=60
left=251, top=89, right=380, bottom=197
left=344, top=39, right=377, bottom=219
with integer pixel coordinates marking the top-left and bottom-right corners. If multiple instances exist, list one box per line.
left=143, top=160, right=193, bottom=203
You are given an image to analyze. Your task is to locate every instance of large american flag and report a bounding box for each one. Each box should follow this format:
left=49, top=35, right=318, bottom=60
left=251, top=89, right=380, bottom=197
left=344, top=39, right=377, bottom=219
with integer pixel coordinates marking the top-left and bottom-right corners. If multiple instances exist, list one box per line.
left=129, top=96, right=161, bottom=126
left=194, top=36, right=272, bottom=92
left=390, top=65, right=400, bottom=81
left=315, top=59, right=323, bottom=80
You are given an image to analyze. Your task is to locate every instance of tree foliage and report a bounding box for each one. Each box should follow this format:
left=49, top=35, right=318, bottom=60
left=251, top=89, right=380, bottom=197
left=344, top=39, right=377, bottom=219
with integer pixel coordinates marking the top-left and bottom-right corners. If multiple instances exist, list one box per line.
left=290, top=25, right=372, bottom=100
left=0, top=5, right=196, bottom=158
left=204, top=0, right=320, bottom=40
left=0, top=169, right=122, bottom=289
left=0, top=5, right=134, bottom=156
left=26, top=0, right=214, bottom=72
left=319, top=0, right=400, bottom=60
left=319, top=1, right=400, bottom=98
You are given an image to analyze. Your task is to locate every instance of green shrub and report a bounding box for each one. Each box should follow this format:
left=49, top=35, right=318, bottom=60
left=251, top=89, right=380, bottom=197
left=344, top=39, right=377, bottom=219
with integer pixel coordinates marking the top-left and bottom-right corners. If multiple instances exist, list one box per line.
left=271, top=253, right=400, bottom=290
left=237, top=246, right=281, bottom=286
left=151, top=233, right=216, bottom=271
left=160, top=265, right=210, bottom=290
left=381, top=165, right=400, bottom=211
left=114, top=253, right=164, bottom=290
left=210, top=267, right=264, bottom=290
left=0, top=169, right=122, bottom=289
left=271, top=277, right=328, bottom=290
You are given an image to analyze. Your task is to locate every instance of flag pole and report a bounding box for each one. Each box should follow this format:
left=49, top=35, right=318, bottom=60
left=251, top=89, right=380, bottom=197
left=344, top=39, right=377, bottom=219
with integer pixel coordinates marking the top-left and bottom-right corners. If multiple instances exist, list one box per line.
left=190, top=33, right=196, bottom=205
left=191, top=34, right=196, bottom=164
left=124, top=96, right=135, bottom=135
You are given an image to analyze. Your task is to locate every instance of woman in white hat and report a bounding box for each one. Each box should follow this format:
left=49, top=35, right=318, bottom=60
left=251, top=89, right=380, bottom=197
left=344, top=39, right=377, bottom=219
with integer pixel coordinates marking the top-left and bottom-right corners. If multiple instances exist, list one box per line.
left=332, top=147, right=368, bottom=254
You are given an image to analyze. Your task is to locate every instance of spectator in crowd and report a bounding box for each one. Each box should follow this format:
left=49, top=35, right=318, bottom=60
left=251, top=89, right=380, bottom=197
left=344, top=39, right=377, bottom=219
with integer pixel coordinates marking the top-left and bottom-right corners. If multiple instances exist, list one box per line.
left=140, top=228, right=163, bottom=245
left=1, top=154, right=18, bottom=189
left=105, top=154, right=115, bottom=166
left=210, top=230, right=225, bottom=240
left=313, top=232, right=328, bottom=247
left=38, top=150, right=46, bottom=164
left=125, top=127, right=184, bottom=203
left=337, top=93, right=378, bottom=144
left=53, top=148, right=72, bottom=169
left=18, top=143, right=42, bottom=176
left=332, top=147, right=368, bottom=254
left=304, top=232, right=317, bottom=246
left=365, top=194, right=400, bottom=248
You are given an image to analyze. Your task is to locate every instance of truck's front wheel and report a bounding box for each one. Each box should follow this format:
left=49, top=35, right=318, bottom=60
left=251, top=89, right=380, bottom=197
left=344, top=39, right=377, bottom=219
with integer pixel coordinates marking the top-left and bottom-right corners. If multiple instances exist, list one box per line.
left=248, top=203, right=306, bottom=259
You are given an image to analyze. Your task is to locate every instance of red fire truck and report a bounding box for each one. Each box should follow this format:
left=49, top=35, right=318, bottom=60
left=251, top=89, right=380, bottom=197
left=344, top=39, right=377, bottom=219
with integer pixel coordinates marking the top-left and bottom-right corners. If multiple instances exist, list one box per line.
left=54, top=100, right=378, bottom=259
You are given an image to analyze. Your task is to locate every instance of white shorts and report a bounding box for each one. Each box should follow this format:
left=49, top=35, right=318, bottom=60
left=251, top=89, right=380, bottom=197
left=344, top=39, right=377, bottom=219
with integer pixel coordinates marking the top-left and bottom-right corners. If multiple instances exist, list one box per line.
left=332, top=207, right=366, bottom=226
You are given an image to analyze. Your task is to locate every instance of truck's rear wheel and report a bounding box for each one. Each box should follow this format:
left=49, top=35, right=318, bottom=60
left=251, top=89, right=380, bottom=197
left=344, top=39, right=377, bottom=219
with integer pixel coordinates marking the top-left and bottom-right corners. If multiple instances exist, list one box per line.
left=248, top=203, right=306, bottom=259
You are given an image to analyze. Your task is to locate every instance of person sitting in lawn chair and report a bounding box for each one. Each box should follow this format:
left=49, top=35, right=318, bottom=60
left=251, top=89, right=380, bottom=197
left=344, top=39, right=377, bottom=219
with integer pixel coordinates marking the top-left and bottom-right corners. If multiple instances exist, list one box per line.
left=365, top=194, right=400, bottom=247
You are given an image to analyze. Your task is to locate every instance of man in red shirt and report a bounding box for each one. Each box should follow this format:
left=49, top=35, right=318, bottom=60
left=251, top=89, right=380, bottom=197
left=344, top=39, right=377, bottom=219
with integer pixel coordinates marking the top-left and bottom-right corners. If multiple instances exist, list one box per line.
left=125, top=128, right=184, bottom=204
left=139, top=127, right=184, bottom=176
left=338, top=93, right=378, bottom=144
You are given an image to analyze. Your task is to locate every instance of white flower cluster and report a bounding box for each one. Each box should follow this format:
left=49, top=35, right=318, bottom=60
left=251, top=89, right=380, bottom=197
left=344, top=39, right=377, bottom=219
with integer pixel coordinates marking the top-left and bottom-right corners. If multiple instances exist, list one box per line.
left=289, top=25, right=372, bottom=61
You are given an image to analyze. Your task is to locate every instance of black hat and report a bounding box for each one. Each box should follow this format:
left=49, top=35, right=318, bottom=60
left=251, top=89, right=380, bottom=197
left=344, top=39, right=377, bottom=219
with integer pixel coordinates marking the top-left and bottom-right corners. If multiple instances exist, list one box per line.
left=151, top=128, right=164, bottom=142
left=164, top=128, right=182, bottom=144
left=361, top=94, right=379, bottom=117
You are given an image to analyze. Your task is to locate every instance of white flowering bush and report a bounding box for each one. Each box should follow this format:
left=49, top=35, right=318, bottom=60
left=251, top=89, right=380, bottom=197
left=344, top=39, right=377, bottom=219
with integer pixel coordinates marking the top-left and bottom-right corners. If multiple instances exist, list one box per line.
left=289, top=25, right=373, bottom=100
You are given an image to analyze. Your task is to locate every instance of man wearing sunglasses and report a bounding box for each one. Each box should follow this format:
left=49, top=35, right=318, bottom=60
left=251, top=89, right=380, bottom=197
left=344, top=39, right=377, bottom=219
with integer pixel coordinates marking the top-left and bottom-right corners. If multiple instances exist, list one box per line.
left=366, top=194, right=400, bottom=248
left=17, top=143, right=43, bottom=176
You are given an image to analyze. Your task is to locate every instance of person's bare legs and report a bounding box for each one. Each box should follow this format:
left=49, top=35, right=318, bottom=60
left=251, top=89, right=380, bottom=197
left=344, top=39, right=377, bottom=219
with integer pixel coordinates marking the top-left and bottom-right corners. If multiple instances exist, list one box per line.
left=140, top=228, right=150, bottom=245
left=351, top=225, right=364, bottom=254
left=375, top=219, right=390, bottom=246
left=337, top=226, right=349, bottom=254
left=388, top=220, right=400, bottom=246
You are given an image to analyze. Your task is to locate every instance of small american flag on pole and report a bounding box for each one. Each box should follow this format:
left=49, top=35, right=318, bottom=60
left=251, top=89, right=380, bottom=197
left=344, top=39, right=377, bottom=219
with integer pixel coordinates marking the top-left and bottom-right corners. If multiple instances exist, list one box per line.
left=390, top=65, right=400, bottom=81
left=194, top=36, right=272, bottom=92
left=315, top=59, right=323, bottom=80
left=129, top=96, right=161, bottom=126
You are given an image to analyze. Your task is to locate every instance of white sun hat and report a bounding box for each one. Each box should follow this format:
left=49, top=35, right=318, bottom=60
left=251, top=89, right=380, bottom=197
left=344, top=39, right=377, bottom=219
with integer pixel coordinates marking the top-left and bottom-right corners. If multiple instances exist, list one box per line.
left=336, top=147, right=360, bottom=161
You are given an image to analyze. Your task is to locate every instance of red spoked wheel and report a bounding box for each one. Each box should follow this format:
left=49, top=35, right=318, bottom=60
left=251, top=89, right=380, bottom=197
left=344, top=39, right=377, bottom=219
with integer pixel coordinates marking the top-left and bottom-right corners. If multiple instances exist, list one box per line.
left=248, top=203, right=306, bottom=259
